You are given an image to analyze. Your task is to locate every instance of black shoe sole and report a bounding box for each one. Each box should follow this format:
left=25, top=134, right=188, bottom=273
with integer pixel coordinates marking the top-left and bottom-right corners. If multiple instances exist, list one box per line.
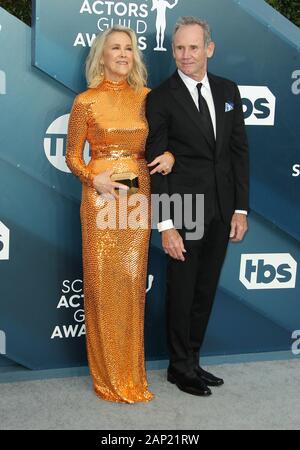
left=167, top=373, right=212, bottom=397
left=201, top=378, right=224, bottom=387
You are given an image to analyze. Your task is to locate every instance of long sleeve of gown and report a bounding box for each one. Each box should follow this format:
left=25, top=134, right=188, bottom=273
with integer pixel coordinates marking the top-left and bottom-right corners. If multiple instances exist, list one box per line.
left=66, top=96, right=95, bottom=186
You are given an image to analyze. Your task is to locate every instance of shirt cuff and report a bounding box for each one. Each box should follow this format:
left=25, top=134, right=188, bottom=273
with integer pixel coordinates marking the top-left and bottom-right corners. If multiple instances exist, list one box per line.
left=235, top=210, right=248, bottom=215
left=157, top=219, right=175, bottom=232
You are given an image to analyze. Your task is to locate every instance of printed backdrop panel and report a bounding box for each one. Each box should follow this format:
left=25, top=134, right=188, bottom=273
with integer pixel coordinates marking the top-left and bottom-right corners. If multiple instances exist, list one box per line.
left=0, top=0, right=299, bottom=369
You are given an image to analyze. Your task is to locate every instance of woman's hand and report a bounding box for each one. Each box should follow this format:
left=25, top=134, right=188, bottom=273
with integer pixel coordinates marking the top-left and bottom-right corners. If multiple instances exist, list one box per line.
left=148, top=151, right=175, bottom=176
left=92, top=169, right=129, bottom=199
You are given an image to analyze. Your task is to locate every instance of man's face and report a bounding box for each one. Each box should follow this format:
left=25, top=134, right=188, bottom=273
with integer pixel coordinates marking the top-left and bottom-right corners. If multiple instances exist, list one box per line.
left=172, top=24, right=215, bottom=81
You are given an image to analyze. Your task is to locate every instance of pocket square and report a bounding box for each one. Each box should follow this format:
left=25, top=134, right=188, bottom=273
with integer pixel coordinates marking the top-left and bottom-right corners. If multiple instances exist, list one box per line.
left=225, top=102, right=234, bottom=112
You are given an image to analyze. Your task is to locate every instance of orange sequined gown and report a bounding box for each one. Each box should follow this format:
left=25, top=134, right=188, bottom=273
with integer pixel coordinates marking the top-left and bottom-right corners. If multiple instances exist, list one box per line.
left=66, top=79, right=153, bottom=403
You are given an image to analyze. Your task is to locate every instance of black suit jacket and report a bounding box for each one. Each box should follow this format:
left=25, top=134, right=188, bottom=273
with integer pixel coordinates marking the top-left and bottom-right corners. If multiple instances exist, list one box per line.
left=145, top=71, right=249, bottom=226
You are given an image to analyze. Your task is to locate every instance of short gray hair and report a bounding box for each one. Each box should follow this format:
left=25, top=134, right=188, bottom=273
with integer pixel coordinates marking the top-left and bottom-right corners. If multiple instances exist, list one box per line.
left=173, top=16, right=212, bottom=47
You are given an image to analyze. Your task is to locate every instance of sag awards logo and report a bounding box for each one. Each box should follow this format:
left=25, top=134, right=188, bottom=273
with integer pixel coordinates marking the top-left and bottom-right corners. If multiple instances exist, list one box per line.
left=239, top=254, right=297, bottom=290
left=44, top=114, right=90, bottom=173
left=74, top=0, right=180, bottom=51
left=51, top=276, right=154, bottom=339
left=238, top=86, right=276, bottom=126
left=51, top=279, right=85, bottom=339
left=0, top=221, right=10, bottom=261
left=152, top=0, right=178, bottom=51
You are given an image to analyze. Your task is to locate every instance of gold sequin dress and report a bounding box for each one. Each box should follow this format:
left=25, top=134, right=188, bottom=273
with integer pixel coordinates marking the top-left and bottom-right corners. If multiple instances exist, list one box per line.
left=66, top=79, right=153, bottom=403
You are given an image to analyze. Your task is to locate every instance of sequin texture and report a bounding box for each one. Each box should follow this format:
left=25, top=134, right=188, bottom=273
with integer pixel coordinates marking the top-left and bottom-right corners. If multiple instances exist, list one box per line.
left=66, top=79, right=154, bottom=403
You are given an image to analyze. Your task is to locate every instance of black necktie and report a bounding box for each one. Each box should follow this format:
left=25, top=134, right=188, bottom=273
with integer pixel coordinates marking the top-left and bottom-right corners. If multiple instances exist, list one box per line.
left=196, top=83, right=215, bottom=146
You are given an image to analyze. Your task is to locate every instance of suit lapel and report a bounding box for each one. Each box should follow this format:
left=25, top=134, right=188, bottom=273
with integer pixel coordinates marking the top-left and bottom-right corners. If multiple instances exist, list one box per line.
left=208, top=73, right=225, bottom=158
left=169, top=72, right=214, bottom=149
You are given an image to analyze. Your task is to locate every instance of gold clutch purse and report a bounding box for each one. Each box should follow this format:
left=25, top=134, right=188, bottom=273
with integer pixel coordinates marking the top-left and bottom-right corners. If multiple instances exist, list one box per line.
left=111, top=172, right=139, bottom=195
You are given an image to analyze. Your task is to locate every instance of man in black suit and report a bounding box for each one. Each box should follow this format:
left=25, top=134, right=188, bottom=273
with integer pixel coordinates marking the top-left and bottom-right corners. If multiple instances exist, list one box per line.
left=146, top=17, right=249, bottom=396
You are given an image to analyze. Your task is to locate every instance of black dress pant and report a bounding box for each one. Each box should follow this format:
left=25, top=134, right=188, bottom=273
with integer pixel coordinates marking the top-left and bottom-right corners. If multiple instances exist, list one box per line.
left=166, top=200, right=230, bottom=374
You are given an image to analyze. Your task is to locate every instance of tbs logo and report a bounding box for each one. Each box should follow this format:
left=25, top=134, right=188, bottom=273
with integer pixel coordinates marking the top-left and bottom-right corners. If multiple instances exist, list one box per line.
left=292, top=164, right=300, bottom=177
left=240, top=254, right=297, bottom=290
left=238, top=86, right=276, bottom=126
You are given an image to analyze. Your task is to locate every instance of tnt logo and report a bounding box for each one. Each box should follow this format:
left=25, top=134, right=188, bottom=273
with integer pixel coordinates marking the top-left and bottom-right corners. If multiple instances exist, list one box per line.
left=240, top=254, right=297, bottom=290
left=0, top=331, right=6, bottom=355
left=0, top=221, right=10, bottom=260
left=0, top=70, right=6, bottom=95
left=238, top=86, right=276, bottom=126
left=44, top=114, right=90, bottom=173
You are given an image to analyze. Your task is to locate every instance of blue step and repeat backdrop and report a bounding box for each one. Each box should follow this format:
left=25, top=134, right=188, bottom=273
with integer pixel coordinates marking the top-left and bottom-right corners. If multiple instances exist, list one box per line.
left=0, top=0, right=300, bottom=370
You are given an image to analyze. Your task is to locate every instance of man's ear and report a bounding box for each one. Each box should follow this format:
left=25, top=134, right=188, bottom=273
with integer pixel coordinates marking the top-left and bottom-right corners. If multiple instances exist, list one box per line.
left=206, top=41, right=215, bottom=59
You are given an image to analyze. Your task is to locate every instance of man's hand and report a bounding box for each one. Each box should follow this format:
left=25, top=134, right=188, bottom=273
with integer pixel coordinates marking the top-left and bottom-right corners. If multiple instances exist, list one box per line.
left=148, top=152, right=175, bottom=175
left=230, top=213, right=248, bottom=242
left=162, top=229, right=186, bottom=261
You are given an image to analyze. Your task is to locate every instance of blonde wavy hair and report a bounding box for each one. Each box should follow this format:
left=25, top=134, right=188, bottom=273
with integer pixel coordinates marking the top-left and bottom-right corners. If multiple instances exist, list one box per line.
left=85, top=26, right=147, bottom=90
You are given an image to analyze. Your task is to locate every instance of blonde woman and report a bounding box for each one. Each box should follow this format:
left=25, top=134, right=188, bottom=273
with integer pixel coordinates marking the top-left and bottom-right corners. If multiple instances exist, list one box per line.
left=66, top=26, right=174, bottom=403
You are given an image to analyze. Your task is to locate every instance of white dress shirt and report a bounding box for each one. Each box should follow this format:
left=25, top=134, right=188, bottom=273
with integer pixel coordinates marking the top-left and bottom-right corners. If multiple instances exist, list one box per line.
left=178, top=69, right=217, bottom=138
left=157, top=70, right=247, bottom=233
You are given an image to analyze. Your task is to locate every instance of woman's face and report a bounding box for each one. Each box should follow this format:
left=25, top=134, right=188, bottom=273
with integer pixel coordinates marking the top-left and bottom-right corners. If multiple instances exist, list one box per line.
left=101, top=32, right=134, bottom=82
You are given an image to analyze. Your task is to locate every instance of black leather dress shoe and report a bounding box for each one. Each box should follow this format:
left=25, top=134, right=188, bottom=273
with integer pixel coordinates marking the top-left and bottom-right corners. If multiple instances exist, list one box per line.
left=195, top=366, right=224, bottom=387
left=167, top=370, right=212, bottom=396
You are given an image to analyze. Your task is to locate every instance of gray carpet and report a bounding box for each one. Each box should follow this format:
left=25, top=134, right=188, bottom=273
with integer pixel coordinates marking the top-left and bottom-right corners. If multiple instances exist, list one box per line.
left=1, top=359, right=300, bottom=430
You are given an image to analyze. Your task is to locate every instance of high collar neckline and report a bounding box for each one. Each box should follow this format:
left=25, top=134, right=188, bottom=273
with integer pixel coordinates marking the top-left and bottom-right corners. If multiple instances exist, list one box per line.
left=101, top=78, right=129, bottom=90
